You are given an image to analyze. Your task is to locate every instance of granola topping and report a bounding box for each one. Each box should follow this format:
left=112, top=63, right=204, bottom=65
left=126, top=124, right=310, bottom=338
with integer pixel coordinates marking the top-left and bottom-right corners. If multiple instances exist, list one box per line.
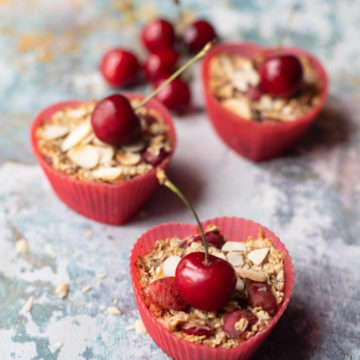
left=135, top=226, right=285, bottom=348
left=36, top=100, right=172, bottom=183
left=209, top=52, right=322, bottom=122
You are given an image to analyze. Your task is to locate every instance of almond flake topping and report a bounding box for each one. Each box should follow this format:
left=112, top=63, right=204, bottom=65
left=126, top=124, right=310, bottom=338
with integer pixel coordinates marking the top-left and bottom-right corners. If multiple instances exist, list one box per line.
left=43, top=125, right=69, bottom=140
left=92, top=167, right=122, bottom=181
left=122, top=141, right=145, bottom=153
left=247, top=248, right=270, bottom=265
left=236, top=269, right=267, bottom=282
left=151, top=268, right=164, bottom=283
left=162, top=255, right=181, bottom=277
left=68, top=145, right=99, bottom=169
left=116, top=152, right=141, bottom=166
left=235, top=278, right=244, bottom=291
left=106, top=306, right=121, bottom=315
left=95, top=146, right=114, bottom=164
left=61, top=121, right=92, bottom=152
left=227, top=252, right=244, bottom=266
left=221, top=242, right=246, bottom=252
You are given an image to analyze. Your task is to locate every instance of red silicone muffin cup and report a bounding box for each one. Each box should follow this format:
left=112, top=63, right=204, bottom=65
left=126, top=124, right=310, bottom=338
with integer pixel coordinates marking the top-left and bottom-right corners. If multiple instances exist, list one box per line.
left=130, top=217, right=294, bottom=360
left=201, top=42, right=329, bottom=162
left=30, top=93, right=176, bottom=225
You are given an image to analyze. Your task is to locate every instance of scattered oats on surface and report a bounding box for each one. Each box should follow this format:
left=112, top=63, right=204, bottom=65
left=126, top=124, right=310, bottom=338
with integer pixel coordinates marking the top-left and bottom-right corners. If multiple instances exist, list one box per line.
left=54, top=341, right=63, bottom=349
left=82, top=285, right=92, bottom=293
left=106, top=306, right=121, bottom=315
left=96, top=273, right=107, bottom=279
left=135, top=319, right=147, bottom=334
left=55, top=283, right=69, bottom=299
left=21, top=296, right=34, bottom=313
left=113, top=298, right=118, bottom=305
left=16, top=239, right=29, bottom=254
left=84, top=231, right=92, bottom=238
left=126, top=325, right=135, bottom=331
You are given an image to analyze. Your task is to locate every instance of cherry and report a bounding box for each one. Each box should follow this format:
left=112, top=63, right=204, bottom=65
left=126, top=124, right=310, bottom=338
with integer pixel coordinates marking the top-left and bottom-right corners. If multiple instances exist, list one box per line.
left=192, top=229, right=225, bottom=249
left=223, top=309, right=258, bottom=338
left=156, top=167, right=237, bottom=312
left=154, top=77, right=191, bottom=114
left=141, top=18, right=175, bottom=53
left=247, top=282, right=277, bottom=315
left=245, top=85, right=265, bottom=101
left=183, top=19, right=217, bottom=54
left=91, top=94, right=141, bottom=146
left=100, top=48, right=140, bottom=87
left=259, top=54, right=303, bottom=97
left=181, top=323, right=215, bottom=337
left=144, top=277, right=189, bottom=311
left=175, top=252, right=236, bottom=312
left=144, top=49, right=179, bottom=82
left=142, top=148, right=169, bottom=167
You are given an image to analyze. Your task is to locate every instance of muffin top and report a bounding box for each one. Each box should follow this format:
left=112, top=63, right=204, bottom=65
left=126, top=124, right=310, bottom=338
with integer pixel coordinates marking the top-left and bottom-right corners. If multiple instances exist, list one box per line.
left=209, top=52, right=322, bottom=122
left=36, top=99, right=172, bottom=184
left=136, top=225, right=285, bottom=348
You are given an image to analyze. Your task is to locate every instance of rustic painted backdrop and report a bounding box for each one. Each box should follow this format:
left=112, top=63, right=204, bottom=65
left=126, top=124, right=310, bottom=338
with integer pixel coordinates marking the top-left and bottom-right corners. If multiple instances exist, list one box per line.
left=0, top=0, right=359, bottom=359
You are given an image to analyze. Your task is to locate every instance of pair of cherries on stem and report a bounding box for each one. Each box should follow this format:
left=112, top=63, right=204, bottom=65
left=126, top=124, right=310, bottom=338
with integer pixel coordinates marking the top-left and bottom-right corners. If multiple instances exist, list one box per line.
left=93, top=43, right=212, bottom=146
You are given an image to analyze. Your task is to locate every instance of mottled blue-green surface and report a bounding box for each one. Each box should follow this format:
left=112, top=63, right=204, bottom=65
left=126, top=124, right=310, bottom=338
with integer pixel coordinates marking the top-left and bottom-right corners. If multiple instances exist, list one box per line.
left=0, top=0, right=360, bottom=359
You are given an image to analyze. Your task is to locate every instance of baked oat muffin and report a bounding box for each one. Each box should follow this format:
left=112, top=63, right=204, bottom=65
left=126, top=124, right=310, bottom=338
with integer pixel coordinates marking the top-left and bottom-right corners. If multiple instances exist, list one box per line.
left=135, top=224, right=285, bottom=348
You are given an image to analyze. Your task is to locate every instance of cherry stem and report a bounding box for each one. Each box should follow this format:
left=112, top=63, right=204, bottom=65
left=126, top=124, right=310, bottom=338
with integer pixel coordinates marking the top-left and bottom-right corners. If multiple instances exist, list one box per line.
left=134, top=42, right=213, bottom=111
left=156, top=169, right=209, bottom=264
left=277, top=3, right=299, bottom=50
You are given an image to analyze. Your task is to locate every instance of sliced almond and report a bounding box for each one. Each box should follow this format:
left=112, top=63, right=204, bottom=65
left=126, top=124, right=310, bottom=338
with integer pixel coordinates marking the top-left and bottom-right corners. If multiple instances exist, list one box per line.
left=227, top=252, right=244, bottom=266
left=80, top=133, right=95, bottom=145
left=66, top=107, right=88, bottom=119
left=61, top=121, right=92, bottom=152
left=122, top=141, right=145, bottom=153
left=93, top=136, right=108, bottom=147
left=247, top=248, right=270, bottom=265
left=95, top=146, right=114, bottom=164
left=222, top=98, right=252, bottom=120
left=221, top=242, right=246, bottom=252
left=135, top=319, right=147, bottom=334
left=92, top=167, right=122, bottom=181
left=55, top=283, right=69, bottom=299
left=43, top=125, right=69, bottom=140
left=16, top=239, right=29, bottom=254
left=236, top=269, right=267, bottom=282
left=106, top=306, right=121, bottom=315
left=21, top=296, right=34, bottom=313
left=236, top=278, right=244, bottom=291
left=116, top=152, right=141, bottom=166
left=151, top=268, right=164, bottom=283
left=162, top=255, right=181, bottom=277
left=68, top=145, right=99, bottom=169
left=215, top=253, right=226, bottom=260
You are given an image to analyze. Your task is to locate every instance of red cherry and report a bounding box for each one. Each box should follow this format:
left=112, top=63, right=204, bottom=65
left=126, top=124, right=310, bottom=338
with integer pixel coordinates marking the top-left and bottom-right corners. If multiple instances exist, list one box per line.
left=247, top=282, right=277, bottom=315
left=223, top=309, right=258, bottom=338
left=259, top=54, right=303, bottom=97
left=154, top=77, right=191, bottom=114
left=91, top=94, right=141, bottom=146
left=244, top=85, right=265, bottom=101
left=144, top=49, right=179, bottom=82
left=181, top=323, right=215, bottom=337
left=183, top=19, right=217, bottom=54
left=175, top=252, right=237, bottom=311
left=192, top=229, right=225, bottom=249
left=142, top=148, right=169, bottom=167
left=144, top=277, right=189, bottom=311
left=141, top=18, right=175, bottom=53
left=100, top=48, right=140, bottom=87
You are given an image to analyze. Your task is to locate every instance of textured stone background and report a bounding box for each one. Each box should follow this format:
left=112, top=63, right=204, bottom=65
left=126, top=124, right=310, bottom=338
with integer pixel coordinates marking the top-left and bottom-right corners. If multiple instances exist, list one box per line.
left=0, top=0, right=359, bottom=359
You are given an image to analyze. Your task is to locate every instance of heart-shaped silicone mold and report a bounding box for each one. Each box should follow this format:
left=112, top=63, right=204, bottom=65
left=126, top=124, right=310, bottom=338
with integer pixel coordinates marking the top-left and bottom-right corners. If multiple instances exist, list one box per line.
left=201, top=43, right=328, bottom=162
